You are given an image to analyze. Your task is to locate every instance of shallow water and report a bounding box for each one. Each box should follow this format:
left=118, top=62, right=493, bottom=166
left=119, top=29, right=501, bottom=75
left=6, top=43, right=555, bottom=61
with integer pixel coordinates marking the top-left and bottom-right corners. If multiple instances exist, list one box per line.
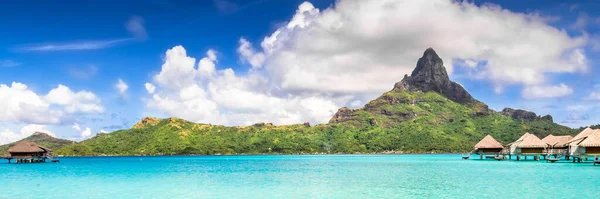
left=0, top=155, right=599, bottom=198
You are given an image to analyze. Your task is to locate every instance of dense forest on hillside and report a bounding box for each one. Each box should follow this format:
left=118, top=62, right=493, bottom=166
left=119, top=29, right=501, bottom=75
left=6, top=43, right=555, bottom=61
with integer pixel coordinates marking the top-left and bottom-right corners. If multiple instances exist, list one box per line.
left=55, top=91, right=575, bottom=156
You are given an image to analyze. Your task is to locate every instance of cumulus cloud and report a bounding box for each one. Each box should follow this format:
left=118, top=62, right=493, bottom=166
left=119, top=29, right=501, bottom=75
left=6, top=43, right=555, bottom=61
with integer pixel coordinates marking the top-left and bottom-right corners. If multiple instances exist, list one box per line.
left=44, top=85, right=104, bottom=114
left=0, top=82, right=103, bottom=124
left=522, top=84, right=573, bottom=99
left=240, top=0, right=587, bottom=97
left=115, top=78, right=129, bottom=96
left=145, top=0, right=590, bottom=126
left=145, top=46, right=340, bottom=125
left=0, top=124, right=54, bottom=145
left=145, top=83, right=156, bottom=94
left=238, top=38, right=266, bottom=69
left=81, top=127, right=92, bottom=138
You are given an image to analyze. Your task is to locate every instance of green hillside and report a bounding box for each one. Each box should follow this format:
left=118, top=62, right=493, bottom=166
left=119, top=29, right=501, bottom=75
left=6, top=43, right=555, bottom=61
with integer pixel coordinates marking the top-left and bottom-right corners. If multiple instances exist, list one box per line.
left=55, top=89, right=575, bottom=156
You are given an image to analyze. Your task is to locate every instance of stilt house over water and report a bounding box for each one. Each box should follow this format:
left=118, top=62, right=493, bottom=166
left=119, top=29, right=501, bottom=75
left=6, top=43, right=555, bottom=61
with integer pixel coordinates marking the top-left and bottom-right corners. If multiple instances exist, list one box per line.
left=473, top=135, right=504, bottom=159
left=509, top=133, right=547, bottom=160
left=6, top=141, right=53, bottom=163
left=542, top=134, right=573, bottom=157
left=567, top=128, right=600, bottom=161
left=570, top=129, right=600, bottom=161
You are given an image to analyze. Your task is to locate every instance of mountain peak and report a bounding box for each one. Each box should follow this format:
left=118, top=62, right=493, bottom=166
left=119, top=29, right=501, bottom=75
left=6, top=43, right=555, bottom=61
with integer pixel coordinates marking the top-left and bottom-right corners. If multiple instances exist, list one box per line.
left=395, top=48, right=475, bottom=104
left=31, top=132, right=52, bottom=137
left=409, top=47, right=448, bottom=81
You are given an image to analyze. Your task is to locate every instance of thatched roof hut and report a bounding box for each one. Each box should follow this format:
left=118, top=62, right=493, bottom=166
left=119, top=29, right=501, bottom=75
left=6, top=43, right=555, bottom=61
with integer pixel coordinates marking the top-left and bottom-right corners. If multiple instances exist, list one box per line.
left=516, top=133, right=546, bottom=148
left=568, top=128, right=597, bottom=146
left=7, top=141, right=51, bottom=154
left=542, top=134, right=573, bottom=148
left=578, top=130, right=600, bottom=148
left=474, top=135, right=504, bottom=149
left=473, top=135, right=504, bottom=156
left=509, top=133, right=546, bottom=156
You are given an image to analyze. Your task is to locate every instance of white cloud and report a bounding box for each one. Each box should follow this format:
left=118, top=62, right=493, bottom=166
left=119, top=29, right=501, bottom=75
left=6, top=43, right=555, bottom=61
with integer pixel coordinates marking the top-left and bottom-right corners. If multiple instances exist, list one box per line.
left=198, top=50, right=217, bottom=79
left=126, top=16, right=147, bottom=40
left=145, top=83, right=156, bottom=94
left=100, top=129, right=108, bottom=133
left=238, top=38, right=266, bottom=69
left=153, top=46, right=198, bottom=90
left=72, top=123, right=81, bottom=131
left=81, top=127, right=92, bottom=138
left=17, top=39, right=132, bottom=51
left=45, top=85, right=103, bottom=114
left=0, top=82, right=103, bottom=124
left=116, top=78, right=129, bottom=96
left=0, top=124, right=54, bottom=145
left=522, top=84, right=573, bottom=99
left=146, top=46, right=340, bottom=125
left=71, top=123, right=94, bottom=139
left=242, top=0, right=587, bottom=96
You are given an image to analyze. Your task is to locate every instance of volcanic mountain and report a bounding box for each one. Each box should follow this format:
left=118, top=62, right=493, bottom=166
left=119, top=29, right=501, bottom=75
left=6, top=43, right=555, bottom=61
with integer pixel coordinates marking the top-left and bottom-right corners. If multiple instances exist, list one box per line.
left=53, top=48, right=576, bottom=155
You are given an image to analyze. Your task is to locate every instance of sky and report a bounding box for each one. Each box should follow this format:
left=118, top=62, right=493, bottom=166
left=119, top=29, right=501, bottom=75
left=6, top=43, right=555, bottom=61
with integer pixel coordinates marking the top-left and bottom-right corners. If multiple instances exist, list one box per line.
left=1, top=0, right=600, bottom=144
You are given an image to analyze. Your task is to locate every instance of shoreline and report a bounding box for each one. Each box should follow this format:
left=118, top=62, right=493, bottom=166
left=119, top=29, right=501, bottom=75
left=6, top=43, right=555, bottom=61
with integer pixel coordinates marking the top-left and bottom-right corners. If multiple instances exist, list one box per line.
left=56, top=152, right=465, bottom=158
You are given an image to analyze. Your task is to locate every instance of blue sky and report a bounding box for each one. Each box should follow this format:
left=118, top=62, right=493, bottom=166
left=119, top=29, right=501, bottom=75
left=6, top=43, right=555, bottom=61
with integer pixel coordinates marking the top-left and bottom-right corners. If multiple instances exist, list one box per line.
left=1, top=0, right=600, bottom=143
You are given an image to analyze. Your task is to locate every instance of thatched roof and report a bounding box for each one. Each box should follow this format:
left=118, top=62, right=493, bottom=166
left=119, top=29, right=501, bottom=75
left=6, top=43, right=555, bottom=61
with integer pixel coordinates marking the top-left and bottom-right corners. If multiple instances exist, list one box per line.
left=578, top=130, right=600, bottom=147
left=568, top=128, right=598, bottom=146
left=474, top=135, right=504, bottom=149
left=513, top=133, right=546, bottom=148
left=7, top=141, right=51, bottom=153
left=542, top=134, right=573, bottom=147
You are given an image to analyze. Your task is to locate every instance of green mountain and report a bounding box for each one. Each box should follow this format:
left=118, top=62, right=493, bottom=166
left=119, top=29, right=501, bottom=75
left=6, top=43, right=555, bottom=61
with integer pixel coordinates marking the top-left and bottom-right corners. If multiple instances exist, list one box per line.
left=55, top=48, right=576, bottom=156
left=0, top=132, right=74, bottom=156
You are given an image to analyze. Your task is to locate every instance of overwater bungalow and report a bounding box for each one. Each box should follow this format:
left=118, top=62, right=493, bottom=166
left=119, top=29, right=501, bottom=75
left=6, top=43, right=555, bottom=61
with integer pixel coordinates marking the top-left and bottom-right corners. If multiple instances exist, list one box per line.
left=567, top=128, right=600, bottom=162
left=472, top=135, right=505, bottom=159
left=568, top=128, right=600, bottom=162
left=6, top=141, right=56, bottom=163
left=542, top=134, right=573, bottom=159
left=509, top=133, right=546, bottom=161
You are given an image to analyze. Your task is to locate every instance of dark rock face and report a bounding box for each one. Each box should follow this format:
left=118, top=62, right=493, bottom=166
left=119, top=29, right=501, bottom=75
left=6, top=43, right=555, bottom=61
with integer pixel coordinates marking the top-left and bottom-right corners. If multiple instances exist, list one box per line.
left=501, top=108, right=538, bottom=121
left=394, top=48, right=475, bottom=104
left=329, top=107, right=357, bottom=123
left=540, top=115, right=553, bottom=122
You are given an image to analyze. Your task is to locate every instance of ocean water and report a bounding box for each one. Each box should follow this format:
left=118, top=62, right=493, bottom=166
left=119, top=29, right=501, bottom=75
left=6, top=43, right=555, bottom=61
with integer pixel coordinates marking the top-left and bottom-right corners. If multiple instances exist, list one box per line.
left=1, top=155, right=599, bottom=199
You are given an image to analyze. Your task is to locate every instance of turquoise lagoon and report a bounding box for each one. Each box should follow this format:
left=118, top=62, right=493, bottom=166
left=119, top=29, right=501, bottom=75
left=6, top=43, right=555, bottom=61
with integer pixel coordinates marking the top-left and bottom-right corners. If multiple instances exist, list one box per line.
left=1, top=155, right=599, bottom=198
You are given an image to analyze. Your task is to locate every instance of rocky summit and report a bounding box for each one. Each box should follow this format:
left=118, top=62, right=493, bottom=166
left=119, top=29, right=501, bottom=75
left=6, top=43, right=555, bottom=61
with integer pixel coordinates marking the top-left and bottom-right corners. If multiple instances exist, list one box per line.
left=394, top=48, right=475, bottom=104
